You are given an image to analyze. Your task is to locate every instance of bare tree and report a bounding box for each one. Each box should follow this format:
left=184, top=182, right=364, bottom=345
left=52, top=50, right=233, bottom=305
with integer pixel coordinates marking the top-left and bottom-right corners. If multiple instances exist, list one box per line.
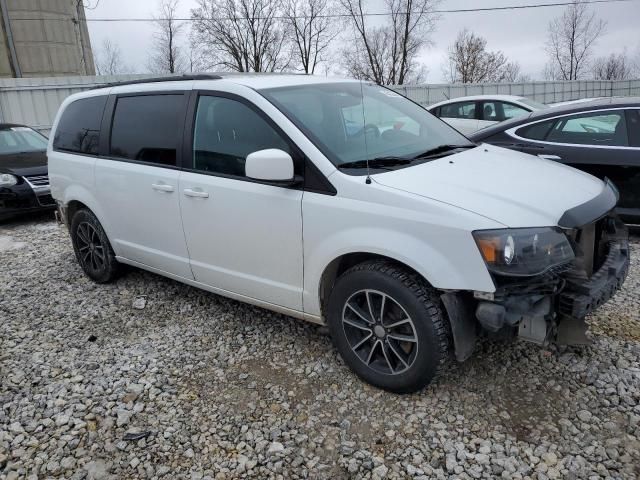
left=444, top=29, right=522, bottom=83
left=500, top=62, right=525, bottom=83
left=148, top=0, right=186, bottom=74
left=592, top=52, right=633, bottom=80
left=339, top=0, right=439, bottom=85
left=285, top=0, right=337, bottom=74
left=545, top=0, right=605, bottom=80
left=95, top=39, right=127, bottom=75
left=191, top=0, right=291, bottom=72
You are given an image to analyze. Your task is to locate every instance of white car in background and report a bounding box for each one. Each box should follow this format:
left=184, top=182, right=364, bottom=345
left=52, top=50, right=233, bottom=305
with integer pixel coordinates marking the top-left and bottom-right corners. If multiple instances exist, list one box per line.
left=549, top=97, right=605, bottom=108
left=428, top=95, right=549, bottom=135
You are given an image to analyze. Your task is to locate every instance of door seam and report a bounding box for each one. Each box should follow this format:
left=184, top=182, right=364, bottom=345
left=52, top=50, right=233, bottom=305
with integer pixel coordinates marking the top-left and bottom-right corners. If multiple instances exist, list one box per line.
left=176, top=170, right=196, bottom=280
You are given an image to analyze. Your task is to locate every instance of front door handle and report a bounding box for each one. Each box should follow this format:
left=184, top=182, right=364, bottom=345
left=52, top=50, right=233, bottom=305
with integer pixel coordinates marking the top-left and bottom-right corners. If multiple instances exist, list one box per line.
left=538, top=154, right=562, bottom=161
left=184, top=188, right=209, bottom=198
left=152, top=183, right=174, bottom=192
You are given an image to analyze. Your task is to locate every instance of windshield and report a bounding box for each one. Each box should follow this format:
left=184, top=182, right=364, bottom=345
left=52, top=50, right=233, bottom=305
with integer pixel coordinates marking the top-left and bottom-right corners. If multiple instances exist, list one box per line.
left=0, top=127, right=48, bottom=154
left=260, top=82, right=473, bottom=170
left=518, top=98, right=549, bottom=110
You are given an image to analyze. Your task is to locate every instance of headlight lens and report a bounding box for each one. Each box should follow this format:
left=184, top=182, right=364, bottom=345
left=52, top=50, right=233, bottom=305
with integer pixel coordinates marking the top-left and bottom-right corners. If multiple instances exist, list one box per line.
left=0, top=173, right=17, bottom=187
left=473, top=227, right=574, bottom=276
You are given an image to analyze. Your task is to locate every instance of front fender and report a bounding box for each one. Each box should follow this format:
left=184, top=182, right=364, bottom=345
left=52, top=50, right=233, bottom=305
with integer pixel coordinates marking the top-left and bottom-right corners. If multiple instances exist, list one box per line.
left=303, top=225, right=495, bottom=317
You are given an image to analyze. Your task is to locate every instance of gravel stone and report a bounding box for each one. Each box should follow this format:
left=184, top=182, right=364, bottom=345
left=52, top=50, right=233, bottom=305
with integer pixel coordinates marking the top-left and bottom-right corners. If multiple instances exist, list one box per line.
left=1, top=215, right=639, bottom=479
left=577, top=409, right=593, bottom=422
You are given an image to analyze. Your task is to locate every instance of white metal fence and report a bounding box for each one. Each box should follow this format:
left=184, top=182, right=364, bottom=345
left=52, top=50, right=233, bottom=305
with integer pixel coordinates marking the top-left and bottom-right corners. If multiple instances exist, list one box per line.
left=0, top=75, right=638, bottom=135
left=0, top=75, right=147, bottom=135
left=392, top=79, right=640, bottom=106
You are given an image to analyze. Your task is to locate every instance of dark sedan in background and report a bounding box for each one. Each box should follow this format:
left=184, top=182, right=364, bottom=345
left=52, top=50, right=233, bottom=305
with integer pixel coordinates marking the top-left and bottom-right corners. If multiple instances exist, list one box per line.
left=0, top=124, right=55, bottom=222
left=469, top=98, right=640, bottom=225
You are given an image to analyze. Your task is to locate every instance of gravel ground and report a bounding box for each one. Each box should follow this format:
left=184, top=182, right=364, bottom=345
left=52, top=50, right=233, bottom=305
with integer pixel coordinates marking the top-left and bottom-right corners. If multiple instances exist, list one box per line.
left=1, top=215, right=639, bottom=480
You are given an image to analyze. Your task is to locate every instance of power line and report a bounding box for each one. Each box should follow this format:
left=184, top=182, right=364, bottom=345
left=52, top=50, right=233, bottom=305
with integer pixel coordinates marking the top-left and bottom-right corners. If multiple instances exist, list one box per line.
left=5, top=0, right=637, bottom=22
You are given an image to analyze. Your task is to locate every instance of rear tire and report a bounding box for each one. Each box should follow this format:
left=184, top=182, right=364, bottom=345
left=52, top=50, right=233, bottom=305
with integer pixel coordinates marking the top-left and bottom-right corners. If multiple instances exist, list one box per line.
left=70, top=209, right=121, bottom=283
left=327, top=260, right=449, bottom=393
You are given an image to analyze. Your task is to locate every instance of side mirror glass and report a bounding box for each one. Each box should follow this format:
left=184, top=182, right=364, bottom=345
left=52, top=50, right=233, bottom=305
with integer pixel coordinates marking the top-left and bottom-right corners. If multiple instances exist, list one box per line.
left=245, top=149, right=294, bottom=182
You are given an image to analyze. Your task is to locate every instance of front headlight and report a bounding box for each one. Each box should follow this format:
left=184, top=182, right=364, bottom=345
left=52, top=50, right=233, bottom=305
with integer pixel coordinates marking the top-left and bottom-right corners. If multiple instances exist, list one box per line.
left=0, top=173, right=17, bottom=187
left=473, top=227, right=574, bottom=276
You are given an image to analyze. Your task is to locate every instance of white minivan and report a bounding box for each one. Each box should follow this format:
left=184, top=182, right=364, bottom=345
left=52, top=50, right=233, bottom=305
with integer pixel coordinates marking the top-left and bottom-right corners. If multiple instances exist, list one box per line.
left=49, top=75, right=629, bottom=393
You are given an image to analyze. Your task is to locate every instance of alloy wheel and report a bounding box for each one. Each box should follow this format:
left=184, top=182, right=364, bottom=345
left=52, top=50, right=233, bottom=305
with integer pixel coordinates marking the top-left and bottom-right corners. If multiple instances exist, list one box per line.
left=76, top=222, right=106, bottom=272
left=341, top=289, right=418, bottom=375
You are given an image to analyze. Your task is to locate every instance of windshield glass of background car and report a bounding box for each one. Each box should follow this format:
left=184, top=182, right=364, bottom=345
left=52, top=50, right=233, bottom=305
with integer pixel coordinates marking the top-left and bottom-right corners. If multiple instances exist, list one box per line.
left=260, top=82, right=472, bottom=167
left=0, top=127, right=48, bottom=154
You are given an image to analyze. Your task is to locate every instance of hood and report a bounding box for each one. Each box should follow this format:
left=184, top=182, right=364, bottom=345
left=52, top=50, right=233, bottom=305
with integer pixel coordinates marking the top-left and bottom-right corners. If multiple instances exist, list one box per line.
left=0, top=150, right=48, bottom=176
left=372, top=144, right=605, bottom=228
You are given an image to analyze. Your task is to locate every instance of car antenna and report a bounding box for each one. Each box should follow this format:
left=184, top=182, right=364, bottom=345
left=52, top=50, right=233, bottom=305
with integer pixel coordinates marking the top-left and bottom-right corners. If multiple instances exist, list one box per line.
left=359, top=81, right=372, bottom=184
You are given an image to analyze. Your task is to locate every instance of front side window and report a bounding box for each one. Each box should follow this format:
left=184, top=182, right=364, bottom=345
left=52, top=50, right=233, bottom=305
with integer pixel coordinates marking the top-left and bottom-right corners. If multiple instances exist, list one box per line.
left=547, top=111, right=628, bottom=146
left=192, top=96, right=291, bottom=177
left=0, top=127, right=48, bottom=154
left=109, top=94, right=184, bottom=166
left=260, top=83, right=472, bottom=168
left=440, top=101, right=476, bottom=119
left=53, top=96, right=107, bottom=155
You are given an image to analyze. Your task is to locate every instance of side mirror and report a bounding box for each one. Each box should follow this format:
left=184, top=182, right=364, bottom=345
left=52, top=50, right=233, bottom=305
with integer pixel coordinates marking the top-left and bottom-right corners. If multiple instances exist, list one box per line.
left=245, top=149, right=295, bottom=182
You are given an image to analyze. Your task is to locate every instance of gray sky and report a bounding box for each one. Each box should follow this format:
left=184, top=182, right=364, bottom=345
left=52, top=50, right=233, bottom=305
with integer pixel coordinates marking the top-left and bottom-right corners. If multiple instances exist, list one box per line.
left=85, top=0, right=640, bottom=82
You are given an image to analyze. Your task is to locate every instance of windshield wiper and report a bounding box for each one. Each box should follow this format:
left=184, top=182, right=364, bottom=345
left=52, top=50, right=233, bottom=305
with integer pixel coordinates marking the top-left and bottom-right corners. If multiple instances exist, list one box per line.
left=337, top=156, right=413, bottom=170
left=412, top=144, right=475, bottom=159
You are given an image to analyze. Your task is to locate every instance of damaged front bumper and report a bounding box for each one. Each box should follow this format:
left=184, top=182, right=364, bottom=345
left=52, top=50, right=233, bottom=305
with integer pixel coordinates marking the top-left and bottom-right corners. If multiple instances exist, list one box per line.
left=443, top=214, right=630, bottom=362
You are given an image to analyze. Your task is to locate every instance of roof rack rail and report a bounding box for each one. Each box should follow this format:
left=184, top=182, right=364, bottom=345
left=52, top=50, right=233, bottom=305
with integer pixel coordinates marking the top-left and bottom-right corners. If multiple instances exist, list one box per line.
left=91, top=74, right=222, bottom=90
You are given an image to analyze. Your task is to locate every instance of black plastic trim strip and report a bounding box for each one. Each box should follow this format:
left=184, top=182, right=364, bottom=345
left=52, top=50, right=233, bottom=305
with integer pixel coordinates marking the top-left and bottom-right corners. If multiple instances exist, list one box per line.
left=558, top=179, right=619, bottom=228
left=303, top=157, right=337, bottom=196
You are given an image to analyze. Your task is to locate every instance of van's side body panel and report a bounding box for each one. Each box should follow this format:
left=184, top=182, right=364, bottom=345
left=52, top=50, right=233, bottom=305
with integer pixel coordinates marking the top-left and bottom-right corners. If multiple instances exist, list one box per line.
left=95, top=160, right=193, bottom=278
left=179, top=170, right=304, bottom=310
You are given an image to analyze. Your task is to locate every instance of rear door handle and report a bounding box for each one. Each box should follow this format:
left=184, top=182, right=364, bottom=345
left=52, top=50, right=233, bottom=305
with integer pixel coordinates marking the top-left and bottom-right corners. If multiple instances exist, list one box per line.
left=538, top=154, right=562, bottom=161
left=152, top=183, right=174, bottom=192
left=184, top=188, right=209, bottom=198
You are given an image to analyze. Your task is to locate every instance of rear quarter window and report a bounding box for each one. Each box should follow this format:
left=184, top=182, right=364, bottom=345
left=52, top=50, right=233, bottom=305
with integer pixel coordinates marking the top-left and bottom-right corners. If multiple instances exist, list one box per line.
left=516, top=120, right=555, bottom=140
left=53, top=96, right=108, bottom=155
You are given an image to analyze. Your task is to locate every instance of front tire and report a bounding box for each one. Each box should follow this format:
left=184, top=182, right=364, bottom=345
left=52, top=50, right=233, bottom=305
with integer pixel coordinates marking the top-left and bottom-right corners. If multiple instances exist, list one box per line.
left=327, top=260, right=449, bottom=393
left=70, top=209, right=120, bottom=283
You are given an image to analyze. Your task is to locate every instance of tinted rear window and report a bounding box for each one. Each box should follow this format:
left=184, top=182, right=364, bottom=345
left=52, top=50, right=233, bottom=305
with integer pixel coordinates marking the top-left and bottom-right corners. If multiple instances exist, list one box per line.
left=53, top=96, right=107, bottom=155
left=516, top=120, right=555, bottom=140
left=109, top=94, right=184, bottom=166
